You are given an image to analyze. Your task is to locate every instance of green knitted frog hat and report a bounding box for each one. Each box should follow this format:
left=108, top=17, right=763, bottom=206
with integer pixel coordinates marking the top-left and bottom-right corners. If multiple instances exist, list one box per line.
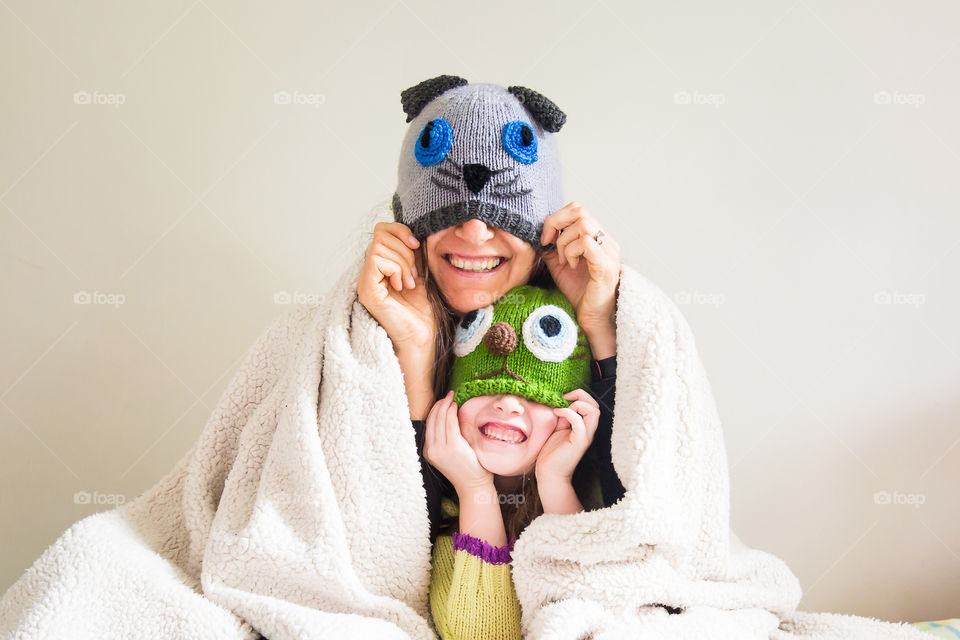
left=448, top=285, right=592, bottom=409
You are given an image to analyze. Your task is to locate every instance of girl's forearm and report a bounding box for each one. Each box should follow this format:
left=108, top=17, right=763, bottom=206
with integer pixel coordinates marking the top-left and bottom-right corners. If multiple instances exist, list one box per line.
left=537, top=478, right=583, bottom=515
left=457, top=484, right=508, bottom=546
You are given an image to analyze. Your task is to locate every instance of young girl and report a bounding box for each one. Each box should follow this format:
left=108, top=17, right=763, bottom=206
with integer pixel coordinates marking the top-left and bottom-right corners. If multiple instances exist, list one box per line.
left=418, top=284, right=615, bottom=640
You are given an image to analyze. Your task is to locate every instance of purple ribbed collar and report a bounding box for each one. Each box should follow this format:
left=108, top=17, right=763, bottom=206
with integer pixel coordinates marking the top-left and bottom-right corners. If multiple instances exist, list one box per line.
left=452, top=532, right=518, bottom=565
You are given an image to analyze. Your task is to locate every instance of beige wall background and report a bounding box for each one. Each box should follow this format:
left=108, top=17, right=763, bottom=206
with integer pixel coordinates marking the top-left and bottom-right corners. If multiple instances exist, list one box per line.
left=2, top=0, right=958, bottom=623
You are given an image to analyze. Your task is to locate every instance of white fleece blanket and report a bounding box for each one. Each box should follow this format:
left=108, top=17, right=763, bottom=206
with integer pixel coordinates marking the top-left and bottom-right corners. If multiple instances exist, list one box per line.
left=0, top=253, right=929, bottom=640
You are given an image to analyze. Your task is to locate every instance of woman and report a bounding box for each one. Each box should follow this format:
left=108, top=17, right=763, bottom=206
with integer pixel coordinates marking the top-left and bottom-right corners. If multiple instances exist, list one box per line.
left=358, top=203, right=627, bottom=549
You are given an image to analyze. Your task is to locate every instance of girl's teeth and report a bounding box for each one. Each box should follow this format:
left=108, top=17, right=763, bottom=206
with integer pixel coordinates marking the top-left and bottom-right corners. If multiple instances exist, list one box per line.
left=480, top=425, right=525, bottom=443
left=448, top=256, right=503, bottom=272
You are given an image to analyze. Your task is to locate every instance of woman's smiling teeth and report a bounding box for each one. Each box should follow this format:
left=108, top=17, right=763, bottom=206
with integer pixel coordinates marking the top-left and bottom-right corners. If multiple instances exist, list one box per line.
left=479, top=423, right=527, bottom=444
left=446, top=254, right=504, bottom=272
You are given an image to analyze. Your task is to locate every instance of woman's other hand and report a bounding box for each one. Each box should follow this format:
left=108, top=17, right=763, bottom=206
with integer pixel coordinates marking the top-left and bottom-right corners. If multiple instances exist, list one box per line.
left=423, top=391, right=494, bottom=495
left=540, top=202, right=620, bottom=358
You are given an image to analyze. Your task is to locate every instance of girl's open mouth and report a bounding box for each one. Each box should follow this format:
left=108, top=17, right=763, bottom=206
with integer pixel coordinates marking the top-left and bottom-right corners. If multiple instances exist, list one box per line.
left=444, top=253, right=507, bottom=277
left=478, top=422, right=527, bottom=445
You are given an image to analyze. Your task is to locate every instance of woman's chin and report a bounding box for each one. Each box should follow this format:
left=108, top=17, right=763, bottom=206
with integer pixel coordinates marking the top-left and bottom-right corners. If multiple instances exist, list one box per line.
left=443, top=282, right=505, bottom=313
left=435, top=266, right=517, bottom=311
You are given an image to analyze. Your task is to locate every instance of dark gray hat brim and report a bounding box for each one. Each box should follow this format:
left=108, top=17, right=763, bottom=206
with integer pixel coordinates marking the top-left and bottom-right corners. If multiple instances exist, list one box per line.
left=392, top=193, right=556, bottom=252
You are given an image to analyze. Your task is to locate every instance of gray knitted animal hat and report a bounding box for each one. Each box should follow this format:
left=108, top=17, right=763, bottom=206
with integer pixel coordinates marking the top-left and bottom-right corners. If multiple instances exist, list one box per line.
left=391, top=75, right=566, bottom=252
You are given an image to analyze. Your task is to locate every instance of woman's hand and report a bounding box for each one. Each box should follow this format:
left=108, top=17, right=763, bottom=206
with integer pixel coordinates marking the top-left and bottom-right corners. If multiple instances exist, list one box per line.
left=540, top=202, right=621, bottom=358
left=357, top=222, right=435, bottom=351
left=423, top=391, right=494, bottom=495
left=535, top=389, right=600, bottom=485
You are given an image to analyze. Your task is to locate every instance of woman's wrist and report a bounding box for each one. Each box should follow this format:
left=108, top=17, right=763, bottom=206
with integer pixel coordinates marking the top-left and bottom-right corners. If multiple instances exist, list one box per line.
left=406, top=390, right=434, bottom=420
left=582, top=319, right=616, bottom=360
left=394, top=343, right=437, bottom=420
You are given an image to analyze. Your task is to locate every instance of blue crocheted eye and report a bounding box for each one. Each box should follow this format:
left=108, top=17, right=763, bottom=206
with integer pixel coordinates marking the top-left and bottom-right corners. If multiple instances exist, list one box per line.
left=521, top=304, right=577, bottom=362
left=501, top=120, right=538, bottom=165
left=414, top=118, right=453, bottom=166
left=453, top=304, right=494, bottom=356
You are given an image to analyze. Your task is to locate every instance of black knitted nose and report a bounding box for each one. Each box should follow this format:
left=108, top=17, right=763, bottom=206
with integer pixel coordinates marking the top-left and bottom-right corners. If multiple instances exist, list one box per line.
left=463, top=163, right=491, bottom=194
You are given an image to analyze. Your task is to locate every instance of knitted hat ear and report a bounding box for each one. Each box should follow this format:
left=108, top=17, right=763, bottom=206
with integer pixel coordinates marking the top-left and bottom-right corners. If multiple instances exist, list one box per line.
left=400, top=74, right=469, bottom=122
left=506, top=85, right=567, bottom=133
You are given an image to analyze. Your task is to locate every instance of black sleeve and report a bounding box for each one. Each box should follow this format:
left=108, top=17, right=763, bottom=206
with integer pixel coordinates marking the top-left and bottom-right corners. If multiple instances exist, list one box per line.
left=586, top=354, right=625, bottom=507
left=413, top=418, right=451, bottom=544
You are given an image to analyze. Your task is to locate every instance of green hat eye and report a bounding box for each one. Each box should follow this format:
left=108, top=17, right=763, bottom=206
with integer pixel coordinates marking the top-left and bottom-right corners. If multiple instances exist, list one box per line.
left=453, top=304, right=494, bottom=356
left=522, top=304, right=578, bottom=362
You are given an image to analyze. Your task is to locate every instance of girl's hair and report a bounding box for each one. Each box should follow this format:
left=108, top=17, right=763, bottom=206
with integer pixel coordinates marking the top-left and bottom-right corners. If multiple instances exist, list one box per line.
left=416, top=244, right=600, bottom=541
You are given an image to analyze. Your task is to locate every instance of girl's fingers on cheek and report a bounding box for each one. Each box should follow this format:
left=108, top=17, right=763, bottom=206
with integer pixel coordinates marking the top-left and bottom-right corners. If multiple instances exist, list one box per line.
left=434, top=407, right=447, bottom=446
left=426, top=405, right=440, bottom=436
left=446, top=400, right=455, bottom=429
left=437, top=394, right=450, bottom=418
left=445, top=392, right=456, bottom=417
left=445, top=398, right=459, bottom=438
left=568, top=400, right=593, bottom=417
left=551, top=409, right=565, bottom=429
left=572, top=420, right=588, bottom=443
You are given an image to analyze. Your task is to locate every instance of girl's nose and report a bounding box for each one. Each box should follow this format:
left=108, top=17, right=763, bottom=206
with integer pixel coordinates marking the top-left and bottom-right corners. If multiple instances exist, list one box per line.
left=455, top=218, right=495, bottom=244
left=494, top=394, right=524, bottom=414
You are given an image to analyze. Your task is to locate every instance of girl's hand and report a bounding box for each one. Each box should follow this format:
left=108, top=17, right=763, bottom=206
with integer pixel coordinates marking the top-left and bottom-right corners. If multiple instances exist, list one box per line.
left=534, top=389, right=601, bottom=484
left=540, top=202, right=621, bottom=339
left=357, top=222, right=435, bottom=352
left=423, top=391, right=494, bottom=495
